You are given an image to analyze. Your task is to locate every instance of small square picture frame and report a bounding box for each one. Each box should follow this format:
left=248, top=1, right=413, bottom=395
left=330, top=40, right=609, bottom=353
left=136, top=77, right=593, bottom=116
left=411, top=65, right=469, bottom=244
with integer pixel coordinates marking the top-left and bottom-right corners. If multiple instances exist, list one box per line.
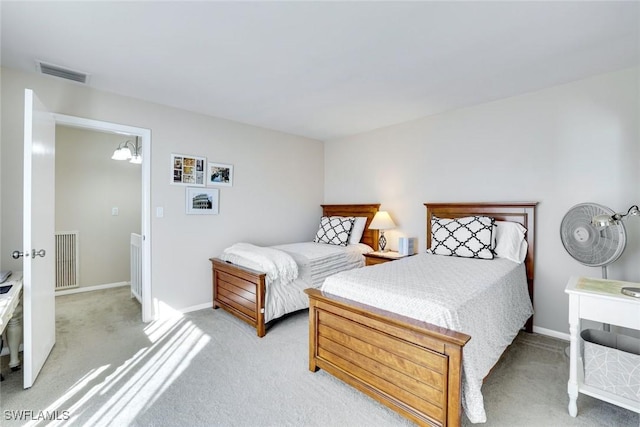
left=185, top=187, right=219, bottom=215
left=172, top=153, right=206, bottom=186
left=208, top=162, right=233, bottom=187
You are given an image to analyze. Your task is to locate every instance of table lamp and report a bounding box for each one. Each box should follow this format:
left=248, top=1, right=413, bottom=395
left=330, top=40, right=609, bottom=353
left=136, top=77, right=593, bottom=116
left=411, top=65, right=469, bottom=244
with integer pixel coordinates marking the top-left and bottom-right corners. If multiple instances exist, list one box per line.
left=369, top=211, right=396, bottom=252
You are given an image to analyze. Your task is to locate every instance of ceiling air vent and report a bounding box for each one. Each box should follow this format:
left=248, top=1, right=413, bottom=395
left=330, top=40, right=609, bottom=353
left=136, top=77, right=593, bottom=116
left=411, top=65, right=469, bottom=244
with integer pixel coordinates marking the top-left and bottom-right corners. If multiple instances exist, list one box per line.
left=37, top=61, right=89, bottom=84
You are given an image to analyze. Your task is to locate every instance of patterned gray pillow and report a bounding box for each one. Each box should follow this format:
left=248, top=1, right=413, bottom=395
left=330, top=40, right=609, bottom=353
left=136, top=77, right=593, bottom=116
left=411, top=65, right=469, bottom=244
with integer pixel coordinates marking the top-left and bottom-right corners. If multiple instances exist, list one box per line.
left=429, top=216, right=495, bottom=259
left=314, top=216, right=355, bottom=246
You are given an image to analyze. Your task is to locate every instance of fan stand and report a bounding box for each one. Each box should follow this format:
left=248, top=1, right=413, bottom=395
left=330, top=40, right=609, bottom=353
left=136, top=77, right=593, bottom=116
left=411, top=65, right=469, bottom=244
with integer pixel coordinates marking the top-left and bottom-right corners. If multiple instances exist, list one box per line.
left=601, top=265, right=611, bottom=332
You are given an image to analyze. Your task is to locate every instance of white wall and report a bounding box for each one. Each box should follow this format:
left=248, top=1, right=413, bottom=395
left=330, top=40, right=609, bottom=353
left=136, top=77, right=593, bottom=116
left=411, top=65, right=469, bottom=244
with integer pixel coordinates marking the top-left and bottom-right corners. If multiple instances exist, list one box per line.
left=55, top=125, right=141, bottom=288
left=1, top=67, right=324, bottom=316
left=324, top=67, right=640, bottom=336
left=3, top=66, right=637, bottom=331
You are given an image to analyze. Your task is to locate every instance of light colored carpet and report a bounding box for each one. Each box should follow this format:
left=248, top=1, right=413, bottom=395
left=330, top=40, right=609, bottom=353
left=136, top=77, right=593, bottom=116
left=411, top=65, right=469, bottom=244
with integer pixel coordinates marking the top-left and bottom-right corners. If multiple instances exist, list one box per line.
left=1, top=287, right=638, bottom=426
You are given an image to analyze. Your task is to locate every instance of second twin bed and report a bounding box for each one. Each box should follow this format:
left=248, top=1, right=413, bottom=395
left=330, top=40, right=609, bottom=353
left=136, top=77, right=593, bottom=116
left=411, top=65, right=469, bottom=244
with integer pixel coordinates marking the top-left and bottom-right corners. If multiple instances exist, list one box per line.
left=212, top=201, right=537, bottom=426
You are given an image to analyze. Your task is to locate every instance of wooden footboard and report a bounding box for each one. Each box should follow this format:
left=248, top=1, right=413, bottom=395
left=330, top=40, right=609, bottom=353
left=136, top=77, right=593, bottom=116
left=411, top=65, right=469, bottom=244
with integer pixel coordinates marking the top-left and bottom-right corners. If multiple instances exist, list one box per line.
left=209, top=203, right=381, bottom=337
left=211, top=258, right=267, bottom=337
left=306, top=288, right=471, bottom=427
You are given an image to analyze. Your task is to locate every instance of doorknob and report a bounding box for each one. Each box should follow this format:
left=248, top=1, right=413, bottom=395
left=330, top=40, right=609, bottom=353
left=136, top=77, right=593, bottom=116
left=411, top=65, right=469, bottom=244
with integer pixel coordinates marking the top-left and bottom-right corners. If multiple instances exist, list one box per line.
left=32, top=249, right=46, bottom=258
left=11, top=250, right=29, bottom=259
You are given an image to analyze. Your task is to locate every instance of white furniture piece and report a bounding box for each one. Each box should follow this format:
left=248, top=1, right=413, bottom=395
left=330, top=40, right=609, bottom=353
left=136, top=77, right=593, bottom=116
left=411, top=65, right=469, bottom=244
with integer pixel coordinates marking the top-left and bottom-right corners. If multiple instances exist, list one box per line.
left=565, top=276, right=640, bottom=417
left=0, top=272, right=24, bottom=372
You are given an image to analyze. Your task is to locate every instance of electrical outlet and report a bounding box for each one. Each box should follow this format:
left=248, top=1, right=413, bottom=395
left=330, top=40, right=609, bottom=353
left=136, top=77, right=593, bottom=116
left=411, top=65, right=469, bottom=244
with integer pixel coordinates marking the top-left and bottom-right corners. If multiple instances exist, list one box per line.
left=112, top=207, right=119, bottom=216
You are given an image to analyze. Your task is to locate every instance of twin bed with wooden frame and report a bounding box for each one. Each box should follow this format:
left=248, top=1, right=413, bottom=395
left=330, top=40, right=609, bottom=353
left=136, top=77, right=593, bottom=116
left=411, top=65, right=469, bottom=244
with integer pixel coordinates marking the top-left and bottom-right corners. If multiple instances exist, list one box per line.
left=210, top=204, right=380, bottom=337
left=305, top=202, right=537, bottom=426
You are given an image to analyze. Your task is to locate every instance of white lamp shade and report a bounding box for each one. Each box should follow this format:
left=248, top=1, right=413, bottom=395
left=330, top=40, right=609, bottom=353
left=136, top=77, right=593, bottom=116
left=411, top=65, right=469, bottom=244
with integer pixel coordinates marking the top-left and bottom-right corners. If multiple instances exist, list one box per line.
left=112, top=146, right=132, bottom=160
left=129, top=154, right=142, bottom=164
left=369, top=211, right=396, bottom=230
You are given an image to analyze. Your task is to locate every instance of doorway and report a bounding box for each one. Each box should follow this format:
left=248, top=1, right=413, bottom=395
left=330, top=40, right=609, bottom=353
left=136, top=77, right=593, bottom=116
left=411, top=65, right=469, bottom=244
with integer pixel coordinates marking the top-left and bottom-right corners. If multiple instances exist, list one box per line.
left=55, top=125, right=141, bottom=303
left=53, top=114, right=152, bottom=322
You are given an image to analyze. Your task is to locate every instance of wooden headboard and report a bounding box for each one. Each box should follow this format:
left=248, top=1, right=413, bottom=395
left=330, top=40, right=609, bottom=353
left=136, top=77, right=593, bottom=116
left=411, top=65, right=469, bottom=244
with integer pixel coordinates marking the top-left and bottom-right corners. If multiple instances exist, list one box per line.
left=321, top=204, right=381, bottom=250
left=425, top=202, right=538, bottom=332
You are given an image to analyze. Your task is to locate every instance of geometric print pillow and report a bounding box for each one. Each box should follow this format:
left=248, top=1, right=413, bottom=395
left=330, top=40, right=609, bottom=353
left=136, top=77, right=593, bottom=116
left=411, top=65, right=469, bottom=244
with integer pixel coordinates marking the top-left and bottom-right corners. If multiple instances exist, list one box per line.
left=314, top=216, right=356, bottom=246
left=429, top=216, right=495, bottom=259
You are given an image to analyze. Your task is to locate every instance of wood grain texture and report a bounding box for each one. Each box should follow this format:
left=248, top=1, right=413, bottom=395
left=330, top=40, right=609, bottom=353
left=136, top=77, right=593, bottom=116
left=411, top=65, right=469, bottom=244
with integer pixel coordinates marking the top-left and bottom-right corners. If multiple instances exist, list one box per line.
left=306, top=202, right=538, bottom=426
left=305, top=288, right=469, bottom=426
left=211, top=258, right=266, bottom=336
left=321, top=203, right=381, bottom=251
left=364, top=253, right=392, bottom=266
left=211, top=204, right=380, bottom=337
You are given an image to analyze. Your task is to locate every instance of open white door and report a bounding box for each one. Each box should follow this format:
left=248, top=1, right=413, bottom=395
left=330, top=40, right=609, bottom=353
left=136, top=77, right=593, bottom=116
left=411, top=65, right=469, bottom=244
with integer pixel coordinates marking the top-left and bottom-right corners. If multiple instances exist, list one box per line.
left=22, top=89, right=56, bottom=388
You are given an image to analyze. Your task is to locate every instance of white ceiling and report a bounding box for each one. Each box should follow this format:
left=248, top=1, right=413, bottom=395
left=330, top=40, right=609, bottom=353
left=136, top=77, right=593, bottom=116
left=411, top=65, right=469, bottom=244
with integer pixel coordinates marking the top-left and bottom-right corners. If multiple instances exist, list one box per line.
left=2, top=1, right=638, bottom=141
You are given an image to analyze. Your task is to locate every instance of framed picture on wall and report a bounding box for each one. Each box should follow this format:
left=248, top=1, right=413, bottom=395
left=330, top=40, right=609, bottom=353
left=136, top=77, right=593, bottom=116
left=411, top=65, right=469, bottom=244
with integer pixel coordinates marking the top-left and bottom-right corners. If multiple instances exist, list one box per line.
left=207, top=162, right=233, bottom=187
left=171, top=153, right=206, bottom=186
left=185, top=187, right=219, bottom=215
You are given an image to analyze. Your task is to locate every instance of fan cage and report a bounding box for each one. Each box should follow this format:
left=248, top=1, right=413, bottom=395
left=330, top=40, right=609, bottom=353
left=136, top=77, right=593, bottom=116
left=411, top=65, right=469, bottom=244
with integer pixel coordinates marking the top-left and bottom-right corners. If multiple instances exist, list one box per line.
left=560, top=203, right=626, bottom=267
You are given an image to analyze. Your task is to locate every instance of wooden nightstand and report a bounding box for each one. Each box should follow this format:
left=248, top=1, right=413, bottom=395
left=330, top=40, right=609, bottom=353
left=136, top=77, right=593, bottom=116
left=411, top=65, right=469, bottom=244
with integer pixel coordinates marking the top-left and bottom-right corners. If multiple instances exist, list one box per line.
left=364, top=251, right=414, bottom=266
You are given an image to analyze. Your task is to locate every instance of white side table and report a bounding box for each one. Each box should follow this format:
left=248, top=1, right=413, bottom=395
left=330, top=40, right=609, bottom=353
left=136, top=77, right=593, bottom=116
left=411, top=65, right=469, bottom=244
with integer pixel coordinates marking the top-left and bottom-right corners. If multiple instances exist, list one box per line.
left=565, top=276, right=640, bottom=416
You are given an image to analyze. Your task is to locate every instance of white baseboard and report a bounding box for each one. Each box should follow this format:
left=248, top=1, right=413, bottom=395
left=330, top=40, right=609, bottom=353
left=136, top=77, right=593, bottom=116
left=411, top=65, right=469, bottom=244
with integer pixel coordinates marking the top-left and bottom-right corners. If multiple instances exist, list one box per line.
left=153, top=301, right=212, bottom=319
left=533, top=326, right=569, bottom=341
left=55, top=281, right=129, bottom=296
left=180, top=302, right=213, bottom=314
left=52, top=292, right=574, bottom=344
left=177, top=305, right=576, bottom=343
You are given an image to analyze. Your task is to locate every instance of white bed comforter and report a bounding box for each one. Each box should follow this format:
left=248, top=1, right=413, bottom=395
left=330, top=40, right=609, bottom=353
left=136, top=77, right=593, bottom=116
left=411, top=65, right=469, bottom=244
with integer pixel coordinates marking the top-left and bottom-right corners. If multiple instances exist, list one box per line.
left=219, top=242, right=371, bottom=323
left=222, top=243, right=298, bottom=282
left=321, top=253, right=533, bottom=424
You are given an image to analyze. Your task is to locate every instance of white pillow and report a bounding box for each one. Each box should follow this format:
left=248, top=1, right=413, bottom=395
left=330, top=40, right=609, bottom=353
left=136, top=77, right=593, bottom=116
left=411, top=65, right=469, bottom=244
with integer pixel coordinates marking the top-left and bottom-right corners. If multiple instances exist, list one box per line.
left=348, top=217, right=368, bottom=245
left=349, top=242, right=375, bottom=254
left=494, top=221, right=527, bottom=263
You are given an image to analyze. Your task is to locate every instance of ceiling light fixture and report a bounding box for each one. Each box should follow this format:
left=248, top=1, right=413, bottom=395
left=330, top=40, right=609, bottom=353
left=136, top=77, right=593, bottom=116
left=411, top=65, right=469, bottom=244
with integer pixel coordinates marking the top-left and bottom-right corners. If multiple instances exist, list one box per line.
left=112, top=136, right=142, bottom=164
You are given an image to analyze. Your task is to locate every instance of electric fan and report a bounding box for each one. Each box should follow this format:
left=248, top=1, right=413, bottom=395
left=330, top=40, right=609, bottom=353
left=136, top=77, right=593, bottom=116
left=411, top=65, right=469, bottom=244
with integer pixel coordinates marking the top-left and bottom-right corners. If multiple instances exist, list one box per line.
left=560, top=203, right=627, bottom=352
left=560, top=202, right=627, bottom=279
